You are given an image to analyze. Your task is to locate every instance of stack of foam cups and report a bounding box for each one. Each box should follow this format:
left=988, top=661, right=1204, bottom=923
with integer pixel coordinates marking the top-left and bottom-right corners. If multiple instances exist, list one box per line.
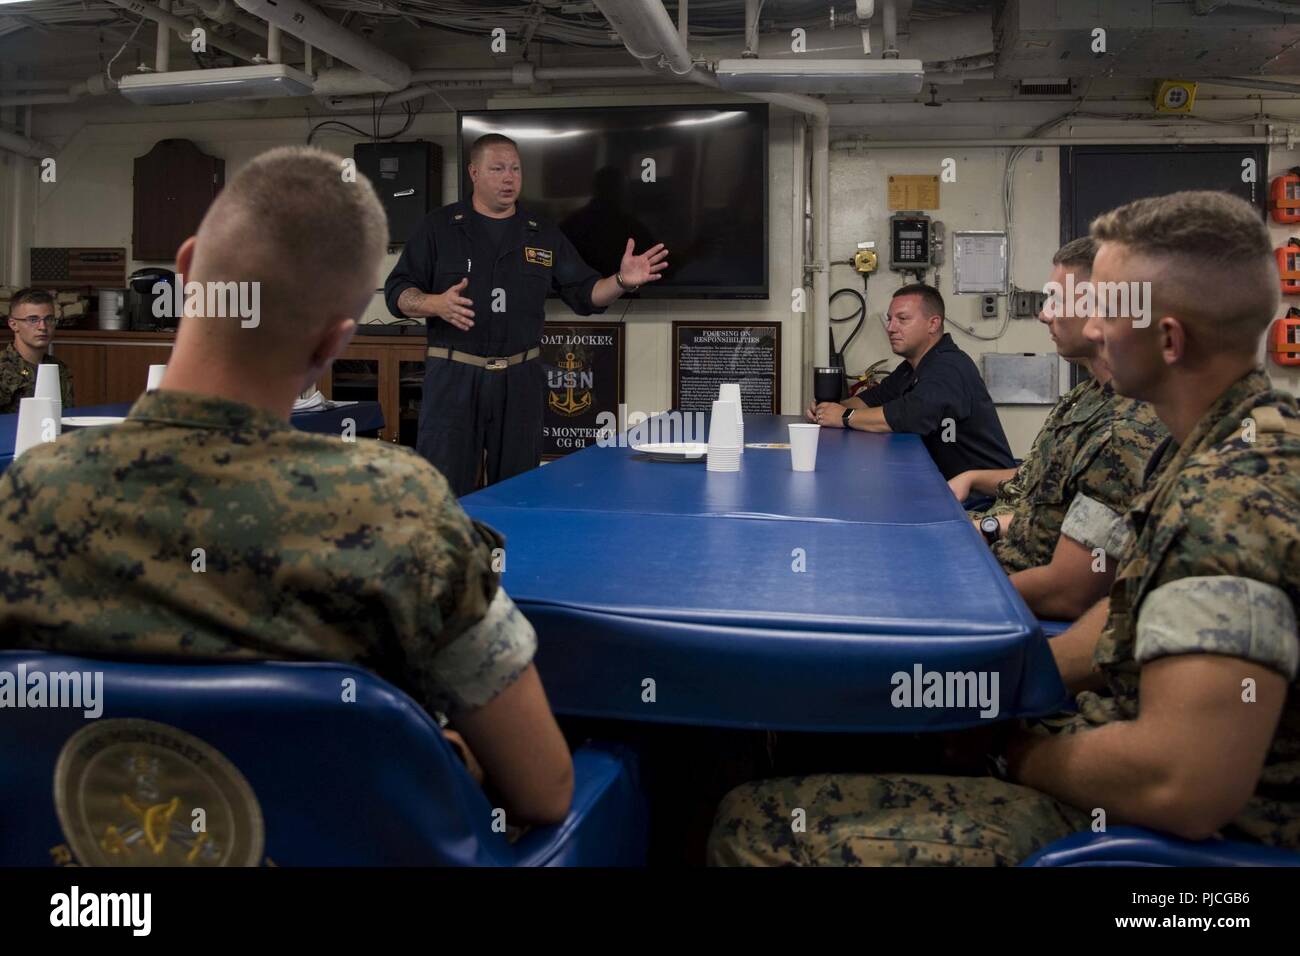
left=718, top=383, right=744, bottom=454
left=14, top=397, right=58, bottom=459
left=707, top=399, right=741, bottom=472
left=33, top=364, right=62, bottom=437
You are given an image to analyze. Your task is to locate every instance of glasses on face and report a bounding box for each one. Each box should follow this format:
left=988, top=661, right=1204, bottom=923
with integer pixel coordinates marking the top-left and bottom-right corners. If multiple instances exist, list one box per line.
left=12, top=315, right=56, bottom=328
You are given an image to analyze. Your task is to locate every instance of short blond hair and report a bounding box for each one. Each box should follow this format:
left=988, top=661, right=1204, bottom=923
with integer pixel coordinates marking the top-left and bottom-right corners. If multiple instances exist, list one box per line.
left=191, top=146, right=388, bottom=342
left=1090, top=190, right=1278, bottom=353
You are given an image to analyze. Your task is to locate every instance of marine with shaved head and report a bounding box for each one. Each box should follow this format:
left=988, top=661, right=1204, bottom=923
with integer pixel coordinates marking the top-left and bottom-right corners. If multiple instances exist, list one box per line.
left=709, top=190, right=1300, bottom=865
left=0, top=146, right=574, bottom=827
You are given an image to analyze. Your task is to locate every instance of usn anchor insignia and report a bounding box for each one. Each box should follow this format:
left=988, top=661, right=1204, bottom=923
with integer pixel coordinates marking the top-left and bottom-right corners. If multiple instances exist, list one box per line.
left=54, top=718, right=264, bottom=866
left=547, top=351, right=593, bottom=417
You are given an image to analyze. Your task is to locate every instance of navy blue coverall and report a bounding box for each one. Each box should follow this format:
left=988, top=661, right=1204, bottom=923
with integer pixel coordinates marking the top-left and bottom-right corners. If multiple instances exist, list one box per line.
left=384, top=199, right=606, bottom=495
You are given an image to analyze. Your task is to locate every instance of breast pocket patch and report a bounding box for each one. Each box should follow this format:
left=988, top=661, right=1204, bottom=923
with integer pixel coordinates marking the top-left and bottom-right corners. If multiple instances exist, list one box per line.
left=524, top=247, right=553, bottom=267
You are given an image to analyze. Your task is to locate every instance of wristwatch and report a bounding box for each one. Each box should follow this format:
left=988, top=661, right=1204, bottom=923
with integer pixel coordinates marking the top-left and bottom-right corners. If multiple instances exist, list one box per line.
left=979, top=515, right=1002, bottom=546
left=841, top=408, right=855, bottom=428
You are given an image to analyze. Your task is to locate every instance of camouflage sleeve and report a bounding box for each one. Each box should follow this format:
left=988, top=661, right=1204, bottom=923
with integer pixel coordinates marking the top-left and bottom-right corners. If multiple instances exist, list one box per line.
left=1135, top=577, right=1298, bottom=679
left=61, top=362, right=74, bottom=408
left=401, top=470, right=537, bottom=716
left=0, top=356, right=22, bottom=414
left=1059, top=492, right=1127, bottom=557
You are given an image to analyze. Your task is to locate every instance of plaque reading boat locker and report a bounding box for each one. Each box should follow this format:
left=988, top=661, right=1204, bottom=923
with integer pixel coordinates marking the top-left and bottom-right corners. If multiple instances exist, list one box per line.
left=672, top=321, right=781, bottom=413
left=540, top=323, right=626, bottom=459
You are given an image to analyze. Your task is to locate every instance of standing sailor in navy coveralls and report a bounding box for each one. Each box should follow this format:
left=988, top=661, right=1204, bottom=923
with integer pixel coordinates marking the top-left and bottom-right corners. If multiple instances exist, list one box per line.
left=384, top=133, right=669, bottom=494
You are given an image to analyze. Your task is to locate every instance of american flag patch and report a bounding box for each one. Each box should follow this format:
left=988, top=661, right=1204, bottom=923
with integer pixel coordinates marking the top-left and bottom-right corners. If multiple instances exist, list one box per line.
left=30, top=247, right=127, bottom=290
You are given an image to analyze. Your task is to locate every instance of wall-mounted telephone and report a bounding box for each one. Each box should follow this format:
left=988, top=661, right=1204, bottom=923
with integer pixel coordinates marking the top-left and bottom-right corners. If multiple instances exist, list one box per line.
left=889, top=212, right=944, bottom=278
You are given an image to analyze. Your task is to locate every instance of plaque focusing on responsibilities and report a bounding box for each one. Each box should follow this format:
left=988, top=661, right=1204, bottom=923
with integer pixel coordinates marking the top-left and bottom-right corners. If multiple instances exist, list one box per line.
left=672, top=321, right=780, bottom=414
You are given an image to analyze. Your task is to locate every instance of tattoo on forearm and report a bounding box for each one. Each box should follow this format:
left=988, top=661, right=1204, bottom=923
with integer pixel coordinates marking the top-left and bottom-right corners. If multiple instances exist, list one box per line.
left=397, top=288, right=426, bottom=316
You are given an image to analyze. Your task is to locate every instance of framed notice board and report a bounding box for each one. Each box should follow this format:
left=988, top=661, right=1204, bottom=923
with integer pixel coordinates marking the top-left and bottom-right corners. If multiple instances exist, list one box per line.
left=672, top=321, right=780, bottom=413
left=540, top=322, right=625, bottom=458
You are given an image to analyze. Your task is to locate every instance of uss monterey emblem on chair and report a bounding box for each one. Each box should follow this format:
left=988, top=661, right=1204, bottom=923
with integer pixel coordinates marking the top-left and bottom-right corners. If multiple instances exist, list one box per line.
left=53, top=719, right=264, bottom=866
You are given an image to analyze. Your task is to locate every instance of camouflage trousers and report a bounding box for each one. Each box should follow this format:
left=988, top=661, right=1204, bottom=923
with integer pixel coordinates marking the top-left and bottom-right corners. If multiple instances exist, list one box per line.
left=707, top=773, right=1090, bottom=866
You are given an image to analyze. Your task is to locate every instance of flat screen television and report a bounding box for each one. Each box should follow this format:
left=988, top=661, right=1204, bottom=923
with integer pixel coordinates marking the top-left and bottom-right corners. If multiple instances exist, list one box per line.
left=457, top=104, right=768, bottom=299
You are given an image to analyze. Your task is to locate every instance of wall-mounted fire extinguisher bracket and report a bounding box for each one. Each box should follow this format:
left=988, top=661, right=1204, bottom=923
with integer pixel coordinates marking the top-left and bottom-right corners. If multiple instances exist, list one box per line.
left=1269, top=168, right=1300, bottom=224
left=1276, top=239, right=1300, bottom=295
left=1268, top=307, right=1300, bottom=367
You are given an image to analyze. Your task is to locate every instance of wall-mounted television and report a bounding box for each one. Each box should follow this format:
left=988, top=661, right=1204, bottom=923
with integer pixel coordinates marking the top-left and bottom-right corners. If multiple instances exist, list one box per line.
left=457, top=104, right=769, bottom=299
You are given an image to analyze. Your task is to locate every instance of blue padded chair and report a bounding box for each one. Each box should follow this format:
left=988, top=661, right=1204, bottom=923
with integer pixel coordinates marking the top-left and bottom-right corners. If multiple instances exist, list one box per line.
left=1031, top=623, right=1300, bottom=866
left=1023, top=825, right=1300, bottom=867
left=0, top=651, right=647, bottom=866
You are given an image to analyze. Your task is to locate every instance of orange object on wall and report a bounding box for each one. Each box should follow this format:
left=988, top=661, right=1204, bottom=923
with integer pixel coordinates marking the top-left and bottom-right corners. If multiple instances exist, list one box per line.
left=1277, top=239, right=1300, bottom=295
left=1270, top=168, right=1300, bottom=223
left=1269, top=308, right=1300, bottom=367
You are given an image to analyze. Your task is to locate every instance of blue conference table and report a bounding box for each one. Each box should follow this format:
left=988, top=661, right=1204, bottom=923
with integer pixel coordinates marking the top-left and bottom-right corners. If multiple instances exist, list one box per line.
left=0, top=400, right=384, bottom=474
left=462, top=414, right=1068, bottom=733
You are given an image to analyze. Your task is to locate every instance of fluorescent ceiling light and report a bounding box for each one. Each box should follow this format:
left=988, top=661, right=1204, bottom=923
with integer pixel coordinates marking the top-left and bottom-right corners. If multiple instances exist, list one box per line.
left=118, top=64, right=314, bottom=105
left=715, top=58, right=925, bottom=95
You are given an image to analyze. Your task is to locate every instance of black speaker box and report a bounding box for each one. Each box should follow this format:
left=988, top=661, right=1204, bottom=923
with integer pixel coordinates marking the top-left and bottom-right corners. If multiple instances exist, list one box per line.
left=354, top=140, right=442, bottom=244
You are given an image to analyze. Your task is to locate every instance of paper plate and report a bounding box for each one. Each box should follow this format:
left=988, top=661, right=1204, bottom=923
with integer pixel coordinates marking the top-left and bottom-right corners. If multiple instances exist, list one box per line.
left=632, top=442, right=708, bottom=462
left=61, top=416, right=126, bottom=428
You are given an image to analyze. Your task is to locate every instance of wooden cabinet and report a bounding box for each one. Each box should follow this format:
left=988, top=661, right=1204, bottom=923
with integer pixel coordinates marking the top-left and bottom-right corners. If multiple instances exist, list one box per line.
left=51, top=331, right=426, bottom=444
left=133, top=140, right=225, bottom=262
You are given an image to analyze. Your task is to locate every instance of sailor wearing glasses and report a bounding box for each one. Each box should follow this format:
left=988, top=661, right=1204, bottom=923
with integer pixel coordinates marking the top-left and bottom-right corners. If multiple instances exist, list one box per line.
left=1, top=288, right=74, bottom=414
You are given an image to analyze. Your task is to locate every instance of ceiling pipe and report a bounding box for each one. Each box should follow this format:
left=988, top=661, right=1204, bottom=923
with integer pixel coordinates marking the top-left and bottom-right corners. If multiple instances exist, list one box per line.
left=0, top=80, right=72, bottom=92
left=267, top=22, right=281, bottom=63
left=156, top=0, right=171, bottom=72
left=0, top=93, right=77, bottom=107
left=705, top=13, right=992, bottom=64
left=1205, top=76, right=1300, bottom=94
left=234, top=0, right=411, bottom=90
left=0, top=126, right=55, bottom=159
left=1201, top=0, right=1300, bottom=14
left=593, top=0, right=712, bottom=82
left=678, top=0, right=688, bottom=46
left=102, top=0, right=261, bottom=62
left=0, top=74, right=114, bottom=108
left=314, top=64, right=661, bottom=100
left=190, top=0, right=305, bottom=53
left=831, top=133, right=1288, bottom=148
left=743, top=0, right=758, bottom=56
left=881, top=0, right=899, bottom=58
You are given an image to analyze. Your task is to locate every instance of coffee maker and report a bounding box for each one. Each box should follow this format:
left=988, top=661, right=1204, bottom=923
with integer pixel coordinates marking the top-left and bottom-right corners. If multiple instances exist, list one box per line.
left=125, top=267, right=177, bottom=331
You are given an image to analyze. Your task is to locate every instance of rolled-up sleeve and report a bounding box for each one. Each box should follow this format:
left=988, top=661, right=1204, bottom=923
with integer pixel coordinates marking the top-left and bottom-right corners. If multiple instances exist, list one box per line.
left=1060, top=492, right=1129, bottom=557
left=552, top=228, right=607, bottom=316
left=384, top=216, right=438, bottom=317
left=1136, top=576, right=1299, bottom=680
left=404, top=480, right=537, bottom=715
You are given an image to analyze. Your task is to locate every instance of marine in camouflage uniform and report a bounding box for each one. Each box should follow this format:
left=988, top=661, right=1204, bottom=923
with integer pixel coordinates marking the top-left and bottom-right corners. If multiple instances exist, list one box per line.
left=0, top=342, right=74, bottom=414
left=977, top=376, right=1167, bottom=574
left=0, top=390, right=535, bottom=718
left=709, top=368, right=1300, bottom=865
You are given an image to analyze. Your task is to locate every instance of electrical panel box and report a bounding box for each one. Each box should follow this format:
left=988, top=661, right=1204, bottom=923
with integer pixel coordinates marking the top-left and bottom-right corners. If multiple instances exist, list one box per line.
left=952, top=231, right=1008, bottom=294
left=354, top=140, right=442, bottom=244
left=981, top=352, right=1059, bottom=405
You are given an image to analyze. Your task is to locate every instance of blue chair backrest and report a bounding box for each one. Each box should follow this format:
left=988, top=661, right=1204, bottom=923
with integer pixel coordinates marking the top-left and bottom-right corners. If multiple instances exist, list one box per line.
left=0, top=651, right=519, bottom=866
left=1022, top=826, right=1300, bottom=867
